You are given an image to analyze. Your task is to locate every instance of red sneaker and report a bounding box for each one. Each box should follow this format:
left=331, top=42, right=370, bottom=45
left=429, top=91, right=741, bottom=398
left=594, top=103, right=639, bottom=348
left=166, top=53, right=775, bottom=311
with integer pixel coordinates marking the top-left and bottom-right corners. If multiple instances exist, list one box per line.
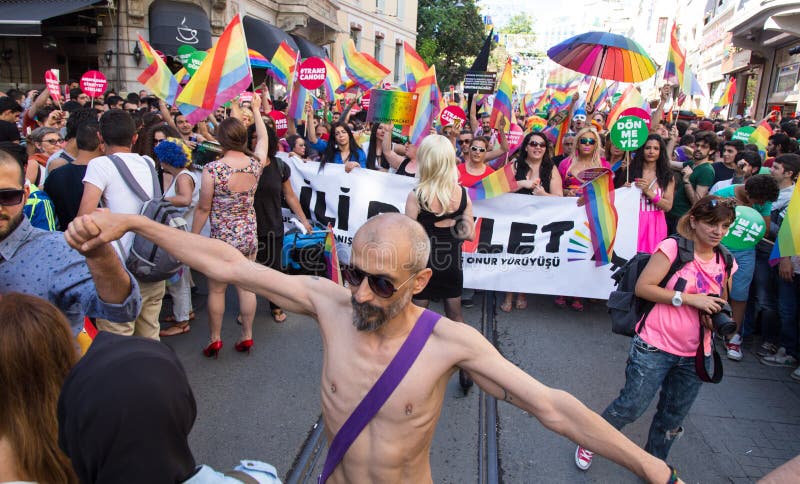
left=575, top=445, right=594, bottom=470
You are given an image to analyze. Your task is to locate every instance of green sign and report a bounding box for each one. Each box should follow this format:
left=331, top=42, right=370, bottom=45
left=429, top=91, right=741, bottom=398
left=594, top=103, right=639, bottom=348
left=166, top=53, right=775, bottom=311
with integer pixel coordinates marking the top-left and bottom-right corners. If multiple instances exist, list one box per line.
left=721, top=205, right=766, bottom=250
left=731, top=126, right=755, bottom=143
left=185, top=51, right=207, bottom=76
left=610, top=115, right=649, bottom=151
left=391, top=125, right=409, bottom=144
left=176, top=45, right=196, bottom=66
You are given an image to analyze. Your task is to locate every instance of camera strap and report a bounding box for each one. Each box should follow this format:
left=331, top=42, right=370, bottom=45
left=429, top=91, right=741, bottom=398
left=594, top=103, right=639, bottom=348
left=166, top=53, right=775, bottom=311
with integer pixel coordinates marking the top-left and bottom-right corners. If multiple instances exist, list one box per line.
left=695, top=326, right=723, bottom=383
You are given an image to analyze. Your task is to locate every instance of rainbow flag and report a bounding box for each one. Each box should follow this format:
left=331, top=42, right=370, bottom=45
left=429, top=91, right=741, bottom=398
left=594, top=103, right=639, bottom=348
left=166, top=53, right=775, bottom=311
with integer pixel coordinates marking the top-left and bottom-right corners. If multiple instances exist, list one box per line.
left=544, top=96, right=574, bottom=156
left=523, top=90, right=546, bottom=116
left=583, top=171, right=618, bottom=266
left=770, top=182, right=800, bottom=264
left=546, top=67, right=581, bottom=89
left=268, top=41, right=297, bottom=86
left=467, top=163, right=519, bottom=199
left=525, top=115, right=547, bottom=132
left=248, top=49, right=272, bottom=69
left=321, top=57, right=343, bottom=101
left=324, top=224, right=343, bottom=285
left=607, top=84, right=649, bottom=127
left=342, top=39, right=390, bottom=91
left=409, top=65, right=437, bottom=145
left=664, top=22, right=686, bottom=87
left=403, top=41, right=429, bottom=91
left=550, top=84, right=578, bottom=110
left=137, top=36, right=180, bottom=105
left=749, top=120, right=773, bottom=159
left=174, top=67, right=190, bottom=84
left=490, top=58, right=513, bottom=128
left=176, top=15, right=252, bottom=124
left=287, top=78, right=308, bottom=120
left=681, top=67, right=705, bottom=97
left=715, top=78, right=736, bottom=108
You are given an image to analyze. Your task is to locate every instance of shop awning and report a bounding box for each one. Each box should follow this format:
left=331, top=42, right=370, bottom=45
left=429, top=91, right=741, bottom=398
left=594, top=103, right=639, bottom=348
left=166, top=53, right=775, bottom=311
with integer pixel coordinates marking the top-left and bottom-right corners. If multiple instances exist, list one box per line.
left=0, top=0, right=100, bottom=36
left=149, top=0, right=212, bottom=56
left=243, top=15, right=299, bottom=59
left=291, top=34, right=328, bottom=59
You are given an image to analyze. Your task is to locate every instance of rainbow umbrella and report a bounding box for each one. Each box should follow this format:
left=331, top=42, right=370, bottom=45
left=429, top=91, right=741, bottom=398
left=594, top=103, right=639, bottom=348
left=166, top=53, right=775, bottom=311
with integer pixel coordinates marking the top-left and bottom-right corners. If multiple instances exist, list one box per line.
left=248, top=49, right=272, bottom=69
left=546, top=31, right=656, bottom=84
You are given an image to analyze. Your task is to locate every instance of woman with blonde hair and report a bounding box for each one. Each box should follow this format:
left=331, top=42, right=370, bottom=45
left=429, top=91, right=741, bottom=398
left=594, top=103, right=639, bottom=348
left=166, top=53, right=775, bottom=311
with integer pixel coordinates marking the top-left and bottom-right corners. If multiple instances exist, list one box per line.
left=406, top=135, right=475, bottom=390
left=0, top=293, right=78, bottom=484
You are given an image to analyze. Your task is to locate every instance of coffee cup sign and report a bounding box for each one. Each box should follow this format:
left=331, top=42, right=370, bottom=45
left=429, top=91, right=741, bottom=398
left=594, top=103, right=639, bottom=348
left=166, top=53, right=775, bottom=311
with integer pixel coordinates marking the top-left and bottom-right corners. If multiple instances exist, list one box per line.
left=80, top=70, right=108, bottom=98
left=298, top=57, right=326, bottom=90
left=268, top=110, right=288, bottom=137
left=45, top=69, right=61, bottom=103
left=610, top=116, right=648, bottom=151
left=440, top=105, right=466, bottom=128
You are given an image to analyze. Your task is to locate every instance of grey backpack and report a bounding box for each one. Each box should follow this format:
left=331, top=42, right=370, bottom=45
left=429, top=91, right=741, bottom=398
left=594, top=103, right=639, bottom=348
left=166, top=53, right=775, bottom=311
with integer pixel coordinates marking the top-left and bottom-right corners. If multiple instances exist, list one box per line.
left=107, top=155, right=188, bottom=282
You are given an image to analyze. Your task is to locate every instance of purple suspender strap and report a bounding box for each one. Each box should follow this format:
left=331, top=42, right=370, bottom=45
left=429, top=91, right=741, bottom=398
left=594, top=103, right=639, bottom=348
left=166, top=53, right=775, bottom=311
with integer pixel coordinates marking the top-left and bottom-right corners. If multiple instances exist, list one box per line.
left=318, top=309, right=442, bottom=483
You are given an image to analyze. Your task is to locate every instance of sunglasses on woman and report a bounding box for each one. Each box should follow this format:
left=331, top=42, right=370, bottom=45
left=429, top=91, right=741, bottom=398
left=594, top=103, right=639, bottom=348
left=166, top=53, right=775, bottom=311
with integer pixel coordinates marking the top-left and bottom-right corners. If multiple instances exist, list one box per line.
left=341, top=264, right=417, bottom=298
left=528, top=141, right=546, bottom=148
left=578, top=138, right=596, bottom=146
left=0, top=188, right=25, bottom=206
left=470, top=146, right=486, bottom=153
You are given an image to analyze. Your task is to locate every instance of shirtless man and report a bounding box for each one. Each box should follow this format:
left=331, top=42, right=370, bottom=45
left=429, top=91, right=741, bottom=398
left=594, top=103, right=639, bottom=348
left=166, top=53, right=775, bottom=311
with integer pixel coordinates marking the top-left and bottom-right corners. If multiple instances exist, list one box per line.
left=66, top=212, right=679, bottom=483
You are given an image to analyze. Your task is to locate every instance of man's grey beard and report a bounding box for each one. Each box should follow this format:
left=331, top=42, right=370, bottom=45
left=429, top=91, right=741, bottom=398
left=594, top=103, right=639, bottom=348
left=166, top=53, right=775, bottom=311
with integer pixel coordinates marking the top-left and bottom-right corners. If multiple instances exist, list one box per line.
left=351, top=295, right=407, bottom=332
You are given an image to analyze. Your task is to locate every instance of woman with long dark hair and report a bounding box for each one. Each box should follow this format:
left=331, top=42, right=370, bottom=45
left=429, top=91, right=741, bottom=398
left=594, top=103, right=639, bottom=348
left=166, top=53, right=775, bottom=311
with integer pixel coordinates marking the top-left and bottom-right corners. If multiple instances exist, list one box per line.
left=629, top=134, right=675, bottom=253
left=306, top=107, right=366, bottom=172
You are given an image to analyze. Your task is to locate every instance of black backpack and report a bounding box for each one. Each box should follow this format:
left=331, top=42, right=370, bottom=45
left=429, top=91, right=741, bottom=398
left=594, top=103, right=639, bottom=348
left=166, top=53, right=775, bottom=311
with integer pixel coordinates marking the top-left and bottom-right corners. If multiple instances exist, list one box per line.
left=607, top=235, right=732, bottom=337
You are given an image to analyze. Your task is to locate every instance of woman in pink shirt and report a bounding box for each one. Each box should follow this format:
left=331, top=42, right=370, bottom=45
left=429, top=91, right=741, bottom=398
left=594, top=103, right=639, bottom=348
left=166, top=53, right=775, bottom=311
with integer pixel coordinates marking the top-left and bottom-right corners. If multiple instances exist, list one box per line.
left=574, top=196, right=737, bottom=471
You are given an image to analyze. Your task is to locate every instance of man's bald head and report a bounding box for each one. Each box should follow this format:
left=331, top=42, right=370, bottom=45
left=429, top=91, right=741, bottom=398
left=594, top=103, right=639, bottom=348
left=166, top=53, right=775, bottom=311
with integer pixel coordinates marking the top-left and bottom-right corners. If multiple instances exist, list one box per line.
left=353, top=213, right=430, bottom=273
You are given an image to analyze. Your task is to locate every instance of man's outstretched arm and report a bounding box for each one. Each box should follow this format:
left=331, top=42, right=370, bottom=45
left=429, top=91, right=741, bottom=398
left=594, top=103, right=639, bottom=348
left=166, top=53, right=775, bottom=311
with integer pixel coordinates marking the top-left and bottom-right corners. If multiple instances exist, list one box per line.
left=66, top=210, right=338, bottom=317
left=454, top=324, right=676, bottom=483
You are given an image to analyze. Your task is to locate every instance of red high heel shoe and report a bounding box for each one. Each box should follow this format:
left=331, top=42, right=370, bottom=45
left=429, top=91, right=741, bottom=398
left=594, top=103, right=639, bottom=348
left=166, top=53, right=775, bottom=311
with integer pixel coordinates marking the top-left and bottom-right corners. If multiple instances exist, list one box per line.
left=234, top=339, right=254, bottom=355
left=203, top=340, right=223, bottom=359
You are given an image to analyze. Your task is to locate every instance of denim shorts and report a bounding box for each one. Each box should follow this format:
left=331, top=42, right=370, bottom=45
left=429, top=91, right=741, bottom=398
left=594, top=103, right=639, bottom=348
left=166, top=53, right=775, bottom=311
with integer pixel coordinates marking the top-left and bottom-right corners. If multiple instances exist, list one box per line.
left=729, top=248, right=755, bottom=301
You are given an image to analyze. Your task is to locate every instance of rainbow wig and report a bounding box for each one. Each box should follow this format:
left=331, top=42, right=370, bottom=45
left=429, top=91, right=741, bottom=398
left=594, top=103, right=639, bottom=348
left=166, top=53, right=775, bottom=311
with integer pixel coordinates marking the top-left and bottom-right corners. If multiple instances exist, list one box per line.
left=154, top=137, right=193, bottom=168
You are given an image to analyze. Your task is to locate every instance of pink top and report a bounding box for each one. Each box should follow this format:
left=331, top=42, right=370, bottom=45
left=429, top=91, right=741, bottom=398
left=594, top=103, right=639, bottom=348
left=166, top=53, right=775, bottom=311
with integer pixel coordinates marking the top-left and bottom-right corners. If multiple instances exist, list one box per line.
left=638, top=238, right=738, bottom=357
left=557, top=157, right=610, bottom=191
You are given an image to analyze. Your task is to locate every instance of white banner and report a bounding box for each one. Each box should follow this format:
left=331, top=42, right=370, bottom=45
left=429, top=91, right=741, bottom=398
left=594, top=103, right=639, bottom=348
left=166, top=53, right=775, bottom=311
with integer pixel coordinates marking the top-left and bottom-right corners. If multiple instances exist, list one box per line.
left=280, top=154, right=640, bottom=299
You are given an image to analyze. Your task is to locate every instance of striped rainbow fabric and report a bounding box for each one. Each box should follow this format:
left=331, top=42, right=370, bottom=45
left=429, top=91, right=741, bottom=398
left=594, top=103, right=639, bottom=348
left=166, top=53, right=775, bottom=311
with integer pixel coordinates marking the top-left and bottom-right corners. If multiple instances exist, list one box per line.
left=664, top=22, right=686, bottom=87
left=321, top=57, right=342, bottom=101
left=583, top=171, right=618, bottom=266
left=404, top=41, right=429, bottom=91
left=467, top=163, right=519, bottom=199
left=489, top=58, right=513, bottom=128
left=409, top=65, right=437, bottom=146
left=607, top=84, right=649, bottom=127
left=268, top=41, right=297, bottom=86
left=324, top=224, right=342, bottom=285
left=748, top=120, right=773, bottom=159
left=715, top=78, right=736, bottom=108
left=176, top=15, right=252, bottom=124
left=770, top=182, right=800, bottom=264
left=342, top=39, right=390, bottom=91
left=137, top=35, right=180, bottom=105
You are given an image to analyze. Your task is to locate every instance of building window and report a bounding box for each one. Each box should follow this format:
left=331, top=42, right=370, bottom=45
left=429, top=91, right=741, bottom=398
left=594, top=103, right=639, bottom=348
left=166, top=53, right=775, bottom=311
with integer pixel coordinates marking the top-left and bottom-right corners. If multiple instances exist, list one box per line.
left=376, top=0, right=385, bottom=13
left=396, top=0, right=404, bottom=19
left=656, top=17, right=668, bottom=43
left=374, top=37, right=383, bottom=63
left=774, top=63, right=800, bottom=93
left=394, top=42, right=402, bottom=83
left=350, top=28, right=361, bottom=49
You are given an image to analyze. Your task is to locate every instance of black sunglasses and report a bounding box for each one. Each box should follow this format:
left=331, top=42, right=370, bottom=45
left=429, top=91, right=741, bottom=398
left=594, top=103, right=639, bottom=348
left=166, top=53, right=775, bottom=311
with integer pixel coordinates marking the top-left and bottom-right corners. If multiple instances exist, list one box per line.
left=341, top=264, right=417, bottom=298
left=470, top=146, right=486, bottom=153
left=459, top=139, right=473, bottom=144
left=528, top=141, right=546, bottom=148
left=0, top=188, right=25, bottom=206
left=578, top=138, right=597, bottom=145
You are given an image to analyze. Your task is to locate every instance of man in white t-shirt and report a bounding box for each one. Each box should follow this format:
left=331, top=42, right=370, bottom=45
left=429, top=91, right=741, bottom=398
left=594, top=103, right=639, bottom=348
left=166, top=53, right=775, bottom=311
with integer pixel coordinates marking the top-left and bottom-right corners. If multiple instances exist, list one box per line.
left=77, top=110, right=165, bottom=339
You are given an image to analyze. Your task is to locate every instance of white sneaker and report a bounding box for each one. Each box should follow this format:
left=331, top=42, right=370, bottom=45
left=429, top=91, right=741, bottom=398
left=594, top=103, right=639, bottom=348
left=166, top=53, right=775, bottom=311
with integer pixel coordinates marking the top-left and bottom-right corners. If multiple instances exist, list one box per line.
left=760, top=347, right=799, bottom=367
left=574, top=445, right=594, bottom=471
left=726, top=334, right=743, bottom=361
left=791, top=366, right=800, bottom=381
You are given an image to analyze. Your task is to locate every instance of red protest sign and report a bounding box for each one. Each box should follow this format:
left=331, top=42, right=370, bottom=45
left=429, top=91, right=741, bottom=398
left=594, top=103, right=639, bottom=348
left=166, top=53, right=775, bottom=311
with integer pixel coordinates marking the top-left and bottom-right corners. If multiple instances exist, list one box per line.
left=619, top=107, right=651, bottom=128
left=360, top=90, right=371, bottom=110
left=506, top=123, right=524, bottom=152
left=439, top=105, right=466, bottom=128
left=268, top=110, right=288, bottom=137
left=45, top=69, right=61, bottom=103
left=239, top=91, right=254, bottom=103
left=298, top=57, right=326, bottom=90
left=80, top=70, right=108, bottom=98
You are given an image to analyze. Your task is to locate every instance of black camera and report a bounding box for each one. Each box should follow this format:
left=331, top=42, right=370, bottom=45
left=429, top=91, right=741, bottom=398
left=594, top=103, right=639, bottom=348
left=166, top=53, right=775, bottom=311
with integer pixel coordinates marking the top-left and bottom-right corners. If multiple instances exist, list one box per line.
left=707, top=294, right=737, bottom=337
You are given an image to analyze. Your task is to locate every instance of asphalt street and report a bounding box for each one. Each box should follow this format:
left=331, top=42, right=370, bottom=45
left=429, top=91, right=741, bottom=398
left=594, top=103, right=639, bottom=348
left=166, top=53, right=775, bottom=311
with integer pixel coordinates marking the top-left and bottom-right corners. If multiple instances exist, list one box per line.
left=161, top=281, right=800, bottom=483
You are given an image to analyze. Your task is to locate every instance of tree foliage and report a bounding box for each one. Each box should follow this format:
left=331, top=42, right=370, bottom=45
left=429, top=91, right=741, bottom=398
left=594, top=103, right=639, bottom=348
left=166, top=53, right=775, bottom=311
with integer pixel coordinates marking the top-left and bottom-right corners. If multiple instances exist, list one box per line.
left=416, top=0, right=486, bottom=87
left=500, top=13, right=533, bottom=35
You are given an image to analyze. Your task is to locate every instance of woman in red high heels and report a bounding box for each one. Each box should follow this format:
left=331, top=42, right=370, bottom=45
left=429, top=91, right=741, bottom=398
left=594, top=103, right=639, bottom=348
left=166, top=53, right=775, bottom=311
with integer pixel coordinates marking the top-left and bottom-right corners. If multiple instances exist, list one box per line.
left=190, top=95, right=269, bottom=357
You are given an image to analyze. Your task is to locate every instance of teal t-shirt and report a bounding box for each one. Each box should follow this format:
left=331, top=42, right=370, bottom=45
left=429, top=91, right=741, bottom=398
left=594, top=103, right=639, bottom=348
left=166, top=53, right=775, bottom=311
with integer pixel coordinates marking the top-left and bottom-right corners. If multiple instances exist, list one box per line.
left=712, top=184, right=773, bottom=216
left=670, top=161, right=716, bottom=218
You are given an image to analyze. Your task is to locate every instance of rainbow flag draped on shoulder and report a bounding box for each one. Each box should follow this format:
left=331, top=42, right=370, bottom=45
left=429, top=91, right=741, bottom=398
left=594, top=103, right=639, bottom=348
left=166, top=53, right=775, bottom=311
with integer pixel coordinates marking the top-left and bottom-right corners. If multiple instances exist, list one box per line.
left=137, top=35, right=180, bottom=105
left=176, top=15, right=251, bottom=124
left=582, top=170, right=618, bottom=266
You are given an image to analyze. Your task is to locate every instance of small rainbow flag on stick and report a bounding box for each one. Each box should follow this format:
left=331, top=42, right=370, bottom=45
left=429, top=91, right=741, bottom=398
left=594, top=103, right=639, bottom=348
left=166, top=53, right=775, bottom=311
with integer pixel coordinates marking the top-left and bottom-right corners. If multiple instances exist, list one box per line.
left=321, top=57, right=342, bottom=101
left=715, top=78, right=736, bottom=108
left=409, top=65, right=437, bottom=146
left=467, top=163, right=519, bottom=199
left=582, top=170, right=618, bottom=266
left=748, top=120, right=773, bottom=159
left=770, top=182, right=800, bottom=264
left=137, top=35, right=180, bottom=105
left=324, top=224, right=342, bottom=285
left=268, top=41, right=298, bottom=86
left=664, top=22, right=686, bottom=87
left=607, top=85, right=649, bottom=127
left=342, top=39, right=390, bottom=91
left=248, top=49, right=271, bottom=69
left=490, top=58, right=513, bottom=128
left=404, top=41, right=429, bottom=91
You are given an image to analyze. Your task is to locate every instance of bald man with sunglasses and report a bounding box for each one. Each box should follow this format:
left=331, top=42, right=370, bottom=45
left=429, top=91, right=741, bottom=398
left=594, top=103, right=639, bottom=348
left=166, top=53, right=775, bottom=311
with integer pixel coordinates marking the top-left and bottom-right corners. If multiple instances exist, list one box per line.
left=66, top=210, right=681, bottom=483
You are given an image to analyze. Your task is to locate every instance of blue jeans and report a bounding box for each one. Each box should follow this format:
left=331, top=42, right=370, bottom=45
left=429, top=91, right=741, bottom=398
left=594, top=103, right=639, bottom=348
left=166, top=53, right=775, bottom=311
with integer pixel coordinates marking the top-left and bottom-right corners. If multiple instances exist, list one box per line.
left=776, top=273, right=800, bottom=358
left=742, top=244, right=778, bottom=339
left=601, top=335, right=704, bottom=460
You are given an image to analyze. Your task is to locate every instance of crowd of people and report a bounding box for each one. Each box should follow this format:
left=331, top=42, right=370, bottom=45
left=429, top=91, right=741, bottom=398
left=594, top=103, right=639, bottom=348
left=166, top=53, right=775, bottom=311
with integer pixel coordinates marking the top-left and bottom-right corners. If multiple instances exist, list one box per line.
left=0, top=79, right=799, bottom=482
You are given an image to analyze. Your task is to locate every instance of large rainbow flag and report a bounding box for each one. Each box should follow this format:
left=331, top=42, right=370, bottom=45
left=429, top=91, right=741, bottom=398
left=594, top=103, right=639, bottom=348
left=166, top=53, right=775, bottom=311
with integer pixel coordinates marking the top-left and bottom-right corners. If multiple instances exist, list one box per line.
left=321, top=57, right=342, bottom=101
left=607, top=85, right=649, bottom=127
left=770, top=182, right=800, bottom=264
left=664, top=22, right=686, bottom=87
left=404, top=41, right=428, bottom=91
left=467, top=163, right=519, bottom=199
left=749, top=120, right=773, bottom=159
left=715, top=78, right=736, bottom=108
left=489, top=58, right=513, bottom=128
left=546, top=66, right=581, bottom=89
left=137, top=35, right=180, bottom=105
left=342, top=39, right=390, bottom=91
left=267, top=41, right=297, bottom=86
left=176, top=15, right=252, bottom=124
left=409, top=65, right=437, bottom=146
left=583, top=171, right=618, bottom=266
left=324, top=224, right=342, bottom=285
